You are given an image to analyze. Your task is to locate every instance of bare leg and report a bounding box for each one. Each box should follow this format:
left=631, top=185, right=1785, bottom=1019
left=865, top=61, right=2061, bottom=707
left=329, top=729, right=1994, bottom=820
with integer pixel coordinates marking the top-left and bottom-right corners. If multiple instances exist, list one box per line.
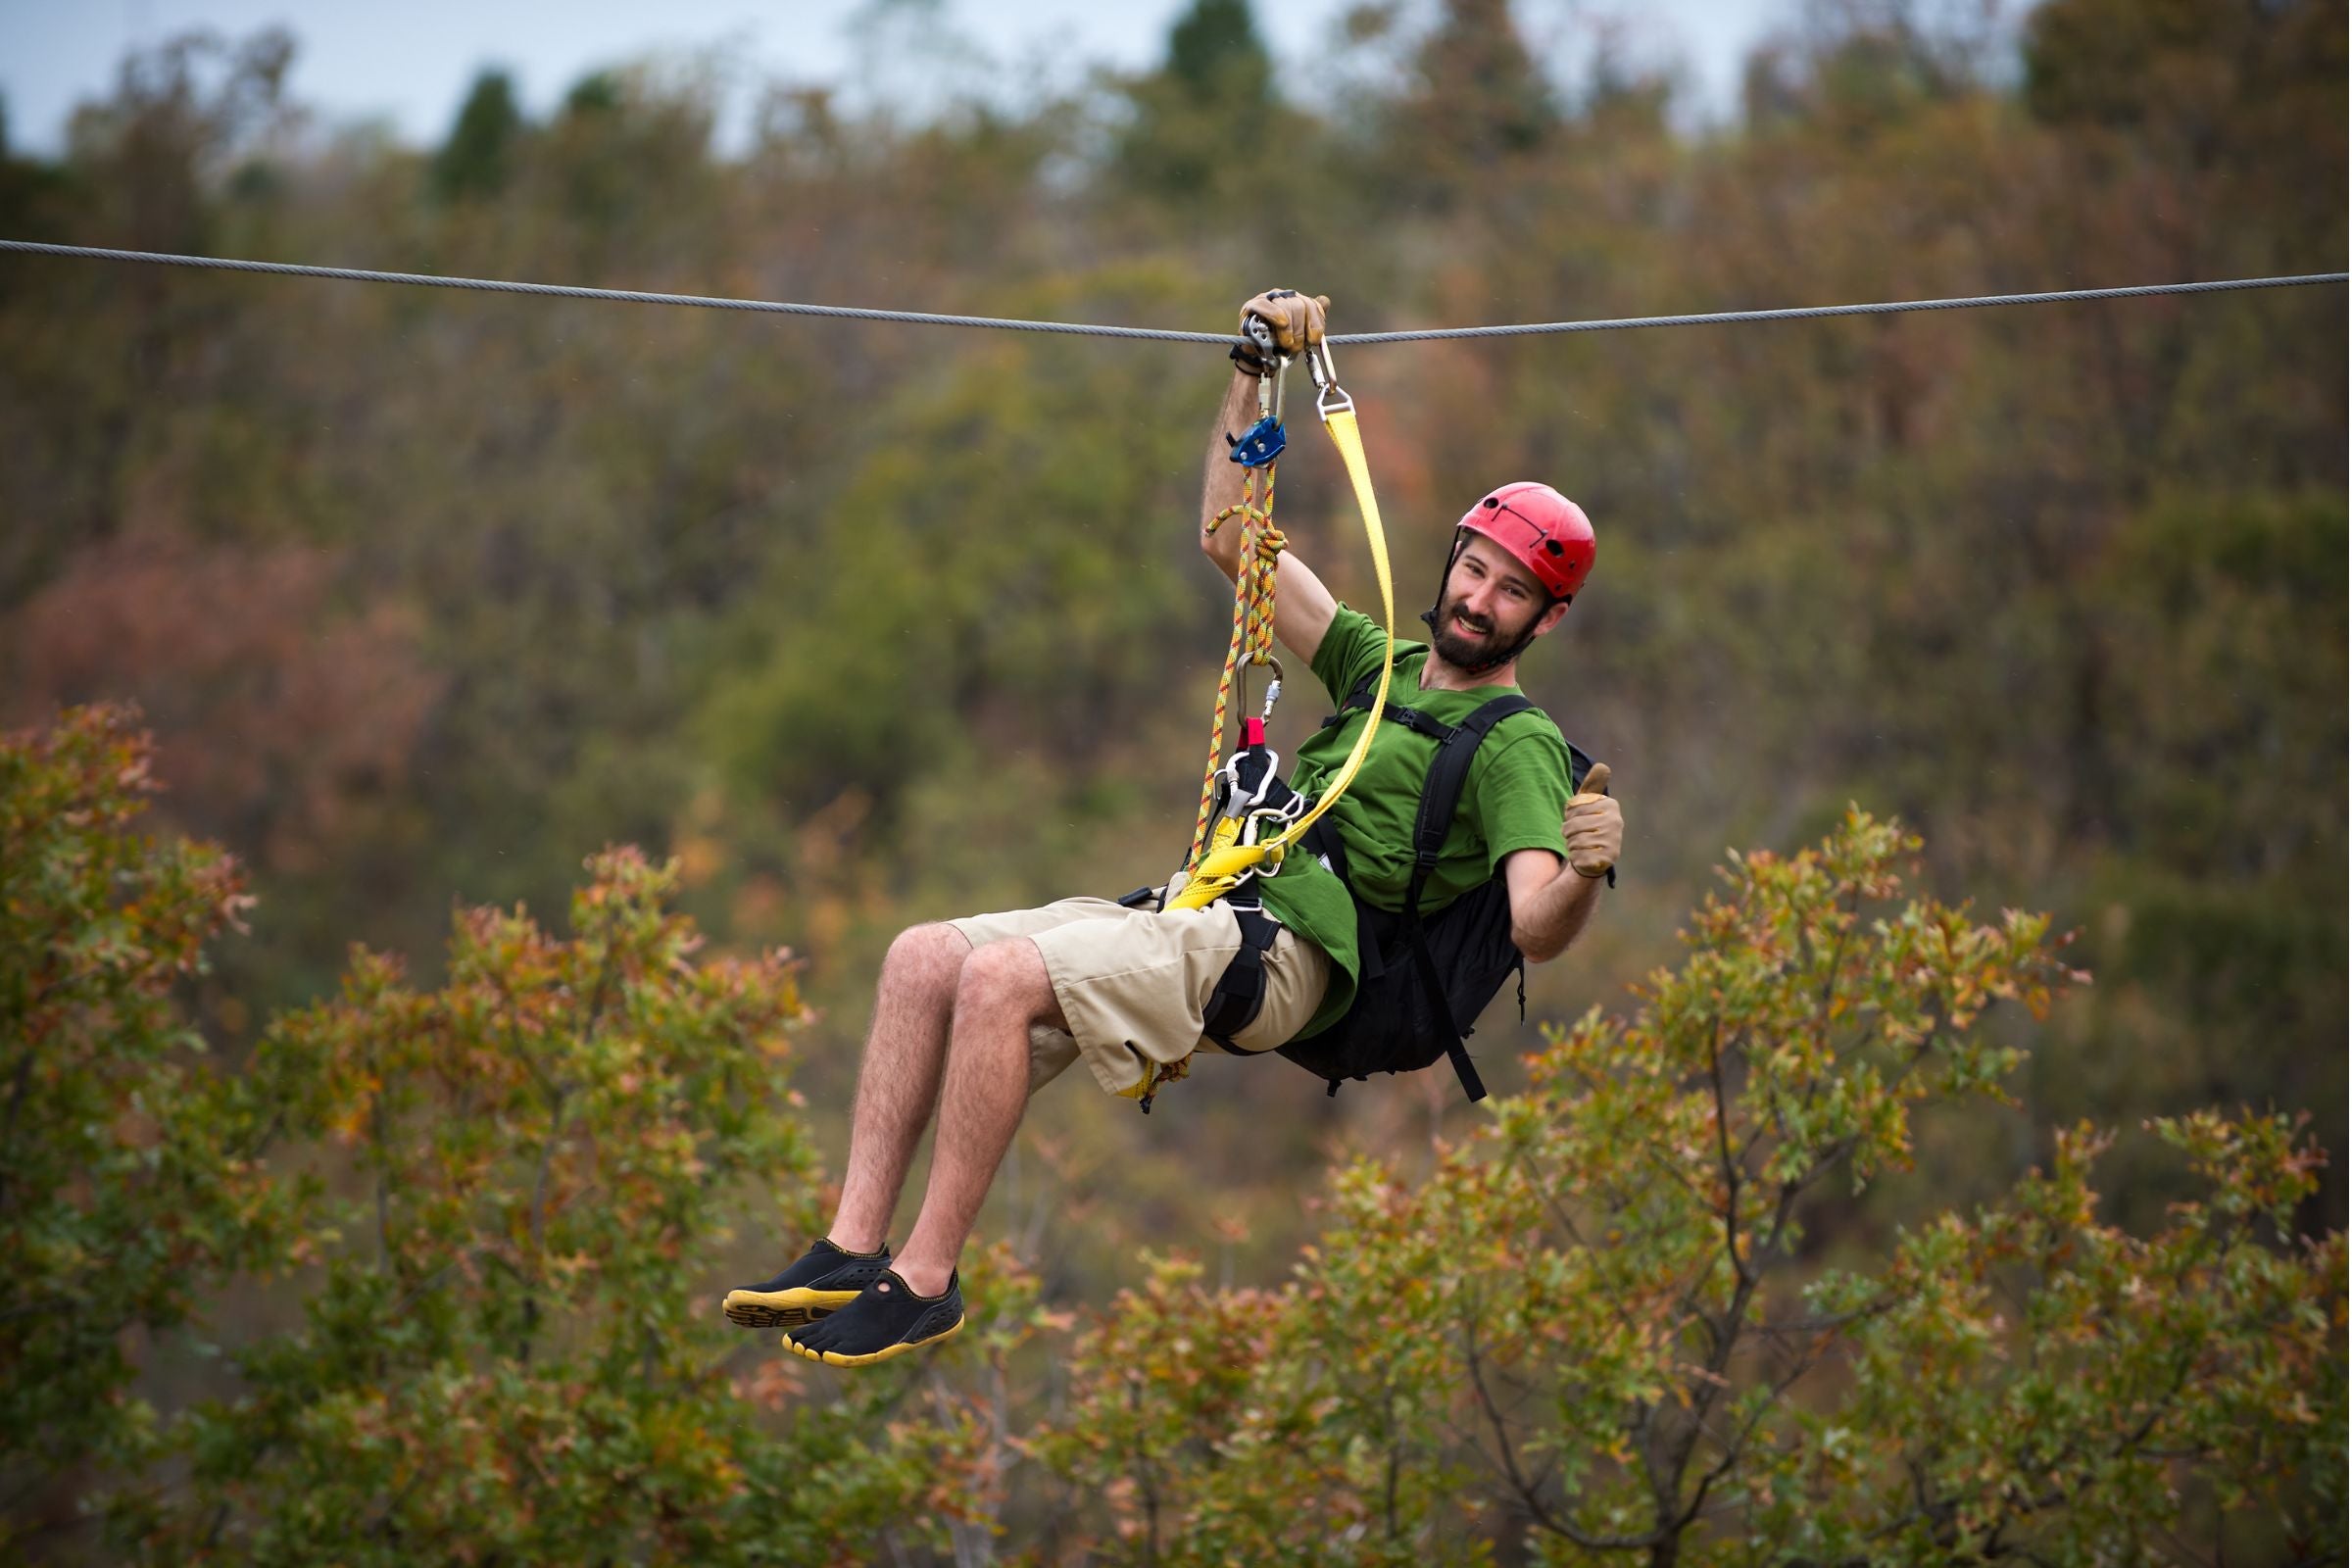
left=894, top=937, right=1063, bottom=1295
left=827, top=922, right=972, bottom=1254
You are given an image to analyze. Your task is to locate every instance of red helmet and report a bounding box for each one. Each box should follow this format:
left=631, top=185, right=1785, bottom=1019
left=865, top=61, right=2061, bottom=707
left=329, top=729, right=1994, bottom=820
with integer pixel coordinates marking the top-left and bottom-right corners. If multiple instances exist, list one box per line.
left=1454, top=482, right=1595, bottom=602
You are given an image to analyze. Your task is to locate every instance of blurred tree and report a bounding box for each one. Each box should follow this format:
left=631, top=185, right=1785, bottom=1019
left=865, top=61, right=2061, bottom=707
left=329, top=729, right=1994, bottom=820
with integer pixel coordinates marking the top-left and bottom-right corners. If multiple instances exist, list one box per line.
left=1383, top=0, right=1557, bottom=195
left=692, top=326, right=1215, bottom=858
left=62, top=26, right=298, bottom=251
left=0, top=709, right=1051, bottom=1563
left=2026, top=0, right=2268, bottom=130
left=564, top=68, right=624, bottom=119
left=1168, top=0, right=1273, bottom=101
left=4, top=531, right=443, bottom=1026
left=0, top=707, right=298, bottom=1550
left=0, top=91, right=72, bottom=255
left=2023, top=0, right=2346, bottom=268
left=1113, top=0, right=1280, bottom=203
left=429, top=67, right=523, bottom=202
left=532, top=62, right=721, bottom=267
left=6, top=531, right=440, bottom=878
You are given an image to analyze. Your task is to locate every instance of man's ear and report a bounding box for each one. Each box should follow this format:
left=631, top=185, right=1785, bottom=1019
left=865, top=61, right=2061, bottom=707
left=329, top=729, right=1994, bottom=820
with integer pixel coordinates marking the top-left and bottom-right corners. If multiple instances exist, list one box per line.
left=1532, top=599, right=1572, bottom=639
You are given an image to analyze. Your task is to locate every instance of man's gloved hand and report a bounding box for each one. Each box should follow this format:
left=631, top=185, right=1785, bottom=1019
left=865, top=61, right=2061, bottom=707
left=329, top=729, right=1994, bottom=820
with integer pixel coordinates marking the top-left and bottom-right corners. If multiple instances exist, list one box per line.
left=1235, top=288, right=1330, bottom=367
left=1562, top=761, right=1620, bottom=879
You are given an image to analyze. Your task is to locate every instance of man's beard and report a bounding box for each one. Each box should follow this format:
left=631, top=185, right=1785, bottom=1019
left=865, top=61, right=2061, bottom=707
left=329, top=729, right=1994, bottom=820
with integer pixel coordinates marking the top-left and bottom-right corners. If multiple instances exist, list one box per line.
left=1429, top=592, right=1527, bottom=671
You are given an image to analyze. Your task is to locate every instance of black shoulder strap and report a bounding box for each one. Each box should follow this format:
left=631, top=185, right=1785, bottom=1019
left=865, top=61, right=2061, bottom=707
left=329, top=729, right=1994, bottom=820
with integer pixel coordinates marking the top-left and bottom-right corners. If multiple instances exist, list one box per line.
left=1564, top=741, right=1614, bottom=889
left=1567, top=742, right=1598, bottom=794
left=1323, top=646, right=1422, bottom=728
left=1338, top=662, right=1383, bottom=715
left=1401, top=694, right=1536, bottom=916
left=1398, top=693, right=1535, bottom=1107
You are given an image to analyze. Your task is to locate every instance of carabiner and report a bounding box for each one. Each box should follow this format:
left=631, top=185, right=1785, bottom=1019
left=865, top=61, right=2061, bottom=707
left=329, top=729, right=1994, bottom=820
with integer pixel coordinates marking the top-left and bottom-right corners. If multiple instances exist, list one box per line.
left=1254, top=656, right=1285, bottom=720
left=1307, top=338, right=1351, bottom=418
left=1244, top=314, right=1292, bottom=424
left=1217, top=738, right=1282, bottom=820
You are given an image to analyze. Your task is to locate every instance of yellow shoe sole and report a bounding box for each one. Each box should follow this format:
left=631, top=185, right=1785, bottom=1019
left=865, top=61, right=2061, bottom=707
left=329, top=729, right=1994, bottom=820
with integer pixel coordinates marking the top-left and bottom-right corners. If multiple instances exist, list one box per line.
left=723, top=1286, right=862, bottom=1329
left=782, top=1315, right=964, bottom=1367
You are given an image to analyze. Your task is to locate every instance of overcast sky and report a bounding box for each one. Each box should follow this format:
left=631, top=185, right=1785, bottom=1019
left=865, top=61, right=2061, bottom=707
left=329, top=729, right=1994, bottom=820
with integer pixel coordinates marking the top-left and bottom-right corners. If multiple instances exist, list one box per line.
left=2, top=0, right=1790, bottom=157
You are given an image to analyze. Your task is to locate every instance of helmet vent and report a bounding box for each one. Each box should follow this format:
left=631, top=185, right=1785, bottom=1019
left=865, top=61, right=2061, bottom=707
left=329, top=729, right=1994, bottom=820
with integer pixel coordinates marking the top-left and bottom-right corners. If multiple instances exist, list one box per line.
left=1483, top=497, right=1499, bottom=507
left=1544, top=540, right=1563, bottom=555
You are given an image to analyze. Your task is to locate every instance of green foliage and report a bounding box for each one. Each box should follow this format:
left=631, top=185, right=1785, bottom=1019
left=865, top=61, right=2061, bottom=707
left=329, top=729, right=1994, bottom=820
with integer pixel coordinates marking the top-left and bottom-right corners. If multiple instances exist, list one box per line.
left=4, top=715, right=2340, bottom=1562
left=57, top=25, right=297, bottom=250
left=541, top=63, right=719, bottom=244
left=1030, top=810, right=2343, bottom=1561
left=693, top=324, right=1213, bottom=825
left=2027, top=0, right=2273, bottom=128
left=1382, top=0, right=1557, bottom=190
left=1807, top=1113, right=2345, bottom=1564
left=1115, top=0, right=1279, bottom=200
left=430, top=68, right=522, bottom=202
left=113, top=848, right=980, bottom=1564
left=0, top=706, right=297, bottom=1539
left=1, top=709, right=1051, bottom=1563
left=1166, top=0, right=1273, bottom=104
left=0, top=11, right=2343, bottom=1552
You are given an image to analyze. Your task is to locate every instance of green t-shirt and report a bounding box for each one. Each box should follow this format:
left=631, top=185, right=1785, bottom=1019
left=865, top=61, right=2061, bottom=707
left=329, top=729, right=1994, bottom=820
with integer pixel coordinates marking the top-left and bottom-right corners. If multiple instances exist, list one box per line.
left=1253, top=605, right=1578, bottom=1039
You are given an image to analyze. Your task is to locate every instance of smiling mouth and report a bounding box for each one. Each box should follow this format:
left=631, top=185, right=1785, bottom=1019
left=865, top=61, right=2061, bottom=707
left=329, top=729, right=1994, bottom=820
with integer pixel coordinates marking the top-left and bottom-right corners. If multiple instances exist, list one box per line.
left=1454, top=612, right=1492, bottom=636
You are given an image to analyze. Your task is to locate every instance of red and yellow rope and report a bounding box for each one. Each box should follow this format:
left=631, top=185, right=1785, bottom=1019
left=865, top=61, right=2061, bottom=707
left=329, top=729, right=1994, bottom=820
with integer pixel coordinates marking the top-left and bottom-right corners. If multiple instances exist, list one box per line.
left=1189, top=466, right=1286, bottom=867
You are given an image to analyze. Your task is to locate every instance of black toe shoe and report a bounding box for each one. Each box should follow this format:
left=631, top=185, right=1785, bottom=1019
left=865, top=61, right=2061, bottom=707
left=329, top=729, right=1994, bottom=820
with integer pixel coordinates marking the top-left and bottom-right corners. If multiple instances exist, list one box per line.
left=722, top=1238, right=893, bottom=1329
left=782, top=1267, right=964, bottom=1367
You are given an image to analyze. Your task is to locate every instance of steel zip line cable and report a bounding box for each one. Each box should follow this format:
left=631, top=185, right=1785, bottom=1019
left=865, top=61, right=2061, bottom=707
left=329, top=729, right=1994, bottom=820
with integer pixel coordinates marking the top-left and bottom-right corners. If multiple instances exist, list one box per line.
left=0, top=239, right=2342, bottom=343
left=0, top=239, right=1231, bottom=343
left=1335, top=272, right=2351, bottom=341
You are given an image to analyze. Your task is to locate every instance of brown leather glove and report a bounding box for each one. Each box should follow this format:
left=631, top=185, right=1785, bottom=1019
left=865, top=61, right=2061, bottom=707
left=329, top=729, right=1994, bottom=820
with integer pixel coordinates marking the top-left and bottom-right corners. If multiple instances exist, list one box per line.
left=1562, top=761, right=1621, bottom=879
left=1237, top=289, right=1330, bottom=361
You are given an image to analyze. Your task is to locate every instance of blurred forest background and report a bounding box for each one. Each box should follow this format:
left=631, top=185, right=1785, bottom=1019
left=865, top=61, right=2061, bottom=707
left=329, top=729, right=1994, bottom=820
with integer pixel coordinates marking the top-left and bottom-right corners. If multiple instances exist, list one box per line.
left=1, top=0, right=2343, bottom=1559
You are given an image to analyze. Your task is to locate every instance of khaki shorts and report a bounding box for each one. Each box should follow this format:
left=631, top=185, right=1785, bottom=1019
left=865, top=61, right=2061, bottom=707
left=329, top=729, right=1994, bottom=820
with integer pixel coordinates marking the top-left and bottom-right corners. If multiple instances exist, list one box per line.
left=947, top=898, right=1333, bottom=1099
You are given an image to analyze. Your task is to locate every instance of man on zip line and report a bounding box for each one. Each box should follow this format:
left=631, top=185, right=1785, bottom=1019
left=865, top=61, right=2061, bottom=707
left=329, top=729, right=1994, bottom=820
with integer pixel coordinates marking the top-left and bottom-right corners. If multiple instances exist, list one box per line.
left=720, top=288, right=1624, bottom=1366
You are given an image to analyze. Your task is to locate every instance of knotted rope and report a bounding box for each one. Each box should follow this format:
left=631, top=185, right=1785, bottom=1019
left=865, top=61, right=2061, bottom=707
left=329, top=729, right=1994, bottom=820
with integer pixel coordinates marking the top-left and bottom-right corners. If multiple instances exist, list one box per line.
left=1188, top=464, right=1286, bottom=868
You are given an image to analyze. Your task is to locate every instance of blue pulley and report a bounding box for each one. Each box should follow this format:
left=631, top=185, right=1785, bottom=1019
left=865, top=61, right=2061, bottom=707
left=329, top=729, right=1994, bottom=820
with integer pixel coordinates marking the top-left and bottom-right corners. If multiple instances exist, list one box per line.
left=1229, top=416, right=1286, bottom=468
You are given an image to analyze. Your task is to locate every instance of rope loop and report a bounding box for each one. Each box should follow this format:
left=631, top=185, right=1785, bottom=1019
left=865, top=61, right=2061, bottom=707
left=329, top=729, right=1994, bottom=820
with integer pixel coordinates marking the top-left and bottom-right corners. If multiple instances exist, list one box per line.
left=1189, top=454, right=1286, bottom=867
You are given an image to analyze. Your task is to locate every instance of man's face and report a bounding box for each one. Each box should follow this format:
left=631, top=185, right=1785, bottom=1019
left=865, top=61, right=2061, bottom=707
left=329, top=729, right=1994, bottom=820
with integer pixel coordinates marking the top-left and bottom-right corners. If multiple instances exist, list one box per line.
left=1431, top=534, right=1555, bottom=670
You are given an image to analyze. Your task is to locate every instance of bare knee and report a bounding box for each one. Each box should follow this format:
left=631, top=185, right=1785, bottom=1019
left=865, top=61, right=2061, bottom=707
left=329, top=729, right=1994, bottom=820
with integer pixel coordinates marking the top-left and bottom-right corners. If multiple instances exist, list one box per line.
left=882, top=922, right=970, bottom=1000
left=956, top=938, right=1066, bottom=1031
left=884, top=921, right=973, bottom=1020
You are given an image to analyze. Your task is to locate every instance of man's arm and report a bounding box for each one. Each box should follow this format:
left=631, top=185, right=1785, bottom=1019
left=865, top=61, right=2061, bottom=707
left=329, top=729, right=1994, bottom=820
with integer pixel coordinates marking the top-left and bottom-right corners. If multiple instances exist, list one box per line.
left=1503, top=849, right=1602, bottom=962
left=1199, top=371, right=1338, bottom=670
left=1504, top=763, right=1620, bottom=962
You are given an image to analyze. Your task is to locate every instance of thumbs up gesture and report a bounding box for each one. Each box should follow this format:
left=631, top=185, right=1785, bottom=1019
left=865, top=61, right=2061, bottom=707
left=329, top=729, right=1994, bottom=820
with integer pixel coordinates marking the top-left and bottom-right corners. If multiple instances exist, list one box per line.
left=1562, top=761, right=1620, bottom=879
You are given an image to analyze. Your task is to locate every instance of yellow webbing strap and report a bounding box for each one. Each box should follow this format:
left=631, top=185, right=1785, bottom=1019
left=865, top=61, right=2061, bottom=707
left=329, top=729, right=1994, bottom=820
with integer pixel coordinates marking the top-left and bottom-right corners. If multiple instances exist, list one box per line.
left=1165, top=404, right=1395, bottom=911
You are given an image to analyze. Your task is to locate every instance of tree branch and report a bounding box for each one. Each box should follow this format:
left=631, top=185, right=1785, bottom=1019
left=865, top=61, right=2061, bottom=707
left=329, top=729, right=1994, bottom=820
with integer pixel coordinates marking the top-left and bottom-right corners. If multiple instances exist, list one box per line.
left=1461, top=1314, right=1666, bottom=1550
